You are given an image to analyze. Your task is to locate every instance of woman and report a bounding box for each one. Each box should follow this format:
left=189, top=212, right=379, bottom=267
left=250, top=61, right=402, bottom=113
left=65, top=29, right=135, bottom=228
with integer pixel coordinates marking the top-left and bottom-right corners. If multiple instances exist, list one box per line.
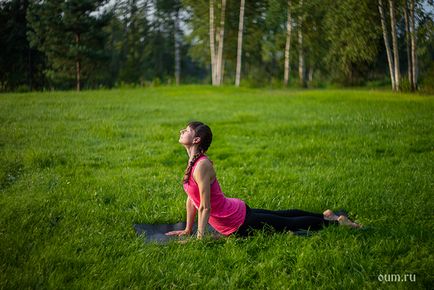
left=166, top=121, right=361, bottom=240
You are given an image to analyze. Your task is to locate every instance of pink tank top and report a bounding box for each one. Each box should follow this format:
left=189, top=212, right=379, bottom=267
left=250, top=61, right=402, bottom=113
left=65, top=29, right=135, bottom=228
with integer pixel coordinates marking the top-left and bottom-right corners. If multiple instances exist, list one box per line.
left=183, top=155, right=246, bottom=236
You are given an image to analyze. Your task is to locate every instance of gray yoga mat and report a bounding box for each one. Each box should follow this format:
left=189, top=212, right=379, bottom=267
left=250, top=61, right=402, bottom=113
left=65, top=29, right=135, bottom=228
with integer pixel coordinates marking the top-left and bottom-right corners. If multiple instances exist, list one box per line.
left=133, top=222, right=221, bottom=244
left=133, top=222, right=312, bottom=244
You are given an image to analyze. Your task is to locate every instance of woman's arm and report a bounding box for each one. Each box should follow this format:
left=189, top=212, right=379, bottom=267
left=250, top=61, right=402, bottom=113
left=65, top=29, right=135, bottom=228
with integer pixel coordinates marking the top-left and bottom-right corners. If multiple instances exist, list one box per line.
left=165, top=197, right=197, bottom=237
left=165, top=197, right=198, bottom=237
left=185, top=197, right=197, bottom=234
left=193, top=160, right=212, bottom=239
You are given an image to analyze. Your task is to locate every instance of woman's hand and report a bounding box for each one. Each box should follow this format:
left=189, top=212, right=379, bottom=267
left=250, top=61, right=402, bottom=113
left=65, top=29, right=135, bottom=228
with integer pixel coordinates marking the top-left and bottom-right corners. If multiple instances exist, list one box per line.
left=165, top=229, right=192, bottom=236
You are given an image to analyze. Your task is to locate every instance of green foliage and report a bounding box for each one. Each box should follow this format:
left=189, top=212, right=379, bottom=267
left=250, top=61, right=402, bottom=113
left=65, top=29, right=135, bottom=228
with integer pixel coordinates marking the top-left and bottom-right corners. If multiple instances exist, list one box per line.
left=26, top=0, right=111, bottom=89
left=324, top=0, right=381, bottom=85
left=419, top=62, right=434, bottom=93
left=116, top=0, right=151, bottom=84
left=0, top=0, right=433, bottom=90
left=416, top=5, right=434, bottom=93
left=0, top=87, right=433, bottom=288
left=0, top=0, right=45, bottom=91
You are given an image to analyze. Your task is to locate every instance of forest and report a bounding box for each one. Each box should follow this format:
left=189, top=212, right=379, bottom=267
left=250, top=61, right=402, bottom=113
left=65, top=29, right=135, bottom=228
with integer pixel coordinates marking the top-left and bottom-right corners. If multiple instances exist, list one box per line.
left=0, top=0, right=433, bottom=92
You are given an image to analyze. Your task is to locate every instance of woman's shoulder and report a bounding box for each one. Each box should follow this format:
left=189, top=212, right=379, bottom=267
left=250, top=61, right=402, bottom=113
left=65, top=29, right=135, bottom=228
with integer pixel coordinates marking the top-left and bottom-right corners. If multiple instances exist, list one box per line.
left=192, top=155, right=216, bottom=182
left=194, top=155, right=213, bottom=168
left=192, top=155, right=215, bottom=175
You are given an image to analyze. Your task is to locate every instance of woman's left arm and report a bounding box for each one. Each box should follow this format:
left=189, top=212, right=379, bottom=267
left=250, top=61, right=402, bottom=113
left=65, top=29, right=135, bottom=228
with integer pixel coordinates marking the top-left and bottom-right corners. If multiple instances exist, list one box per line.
left=193, top=161, right=212, bottom=239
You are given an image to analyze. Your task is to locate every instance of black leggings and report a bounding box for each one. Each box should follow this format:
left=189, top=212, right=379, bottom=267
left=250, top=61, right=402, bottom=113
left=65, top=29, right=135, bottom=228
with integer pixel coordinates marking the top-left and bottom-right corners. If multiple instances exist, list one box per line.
left=234, top=205, right=337, bottom=237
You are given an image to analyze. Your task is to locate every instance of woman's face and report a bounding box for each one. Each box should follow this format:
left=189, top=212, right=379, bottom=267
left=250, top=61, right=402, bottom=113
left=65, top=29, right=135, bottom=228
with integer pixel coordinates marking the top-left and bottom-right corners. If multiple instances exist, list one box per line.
left=179, top=126, right=196, bottom=145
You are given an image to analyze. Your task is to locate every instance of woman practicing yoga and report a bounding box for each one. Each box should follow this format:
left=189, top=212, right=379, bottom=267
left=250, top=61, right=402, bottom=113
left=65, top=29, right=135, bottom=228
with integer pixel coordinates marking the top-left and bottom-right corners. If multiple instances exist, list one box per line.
left=166, top=121, right=361, bottom=239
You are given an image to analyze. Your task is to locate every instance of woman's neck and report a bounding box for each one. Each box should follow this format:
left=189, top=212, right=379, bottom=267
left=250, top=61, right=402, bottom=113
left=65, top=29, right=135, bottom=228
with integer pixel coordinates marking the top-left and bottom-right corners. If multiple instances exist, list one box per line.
left=186, top=145, right=201, bottom=160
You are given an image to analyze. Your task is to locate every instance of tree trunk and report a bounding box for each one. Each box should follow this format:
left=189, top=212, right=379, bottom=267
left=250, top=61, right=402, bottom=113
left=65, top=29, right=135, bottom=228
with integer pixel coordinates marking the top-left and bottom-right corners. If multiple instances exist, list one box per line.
left=235, top=0, right=245, bottom=87
left=174, top=9, right=181, bottom=86
left=284, top=0, right=292, bottom=87
left=389, top=0, right=400, bottom=91
left=28, top=46, right=32, bottom=91
left=216, top=0, right=226, bottom=85
left=75, top=32, right=81, bottom=92
left=403, top=0, right=413, bottom=89
left=378, top=0, right=395, bottom=90
left=410, top=0, right=417, bottom=90
left=308, top=66, right=313, bottom=82
left=221, top=58, right=225, bottom=83
left=209, top=0, right=217, bottom=85
left=298, top=0, right=306, bottom=88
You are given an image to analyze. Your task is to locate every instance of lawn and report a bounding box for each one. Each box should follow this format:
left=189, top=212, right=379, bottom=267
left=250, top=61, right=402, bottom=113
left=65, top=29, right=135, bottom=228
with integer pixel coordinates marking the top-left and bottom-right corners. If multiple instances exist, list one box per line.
left=0, top=86, right=433, bottom=289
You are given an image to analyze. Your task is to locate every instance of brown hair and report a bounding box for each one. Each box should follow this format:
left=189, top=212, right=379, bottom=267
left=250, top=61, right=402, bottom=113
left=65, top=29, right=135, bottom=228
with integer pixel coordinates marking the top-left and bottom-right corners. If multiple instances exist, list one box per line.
left=182, top=121, right=213, bottom=184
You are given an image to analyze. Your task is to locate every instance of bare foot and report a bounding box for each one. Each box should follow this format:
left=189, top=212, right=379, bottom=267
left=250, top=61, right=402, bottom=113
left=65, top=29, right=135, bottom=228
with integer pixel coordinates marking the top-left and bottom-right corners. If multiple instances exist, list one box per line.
left=338, top=215, right=362, bottom=228
left=323, top=209, right=339, bottom=221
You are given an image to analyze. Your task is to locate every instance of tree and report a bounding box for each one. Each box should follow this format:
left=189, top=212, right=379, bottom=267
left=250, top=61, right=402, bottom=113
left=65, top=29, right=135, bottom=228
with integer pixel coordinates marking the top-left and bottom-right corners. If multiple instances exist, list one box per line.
left=235, top=0, right=245, bottom=87
left=103, top=4, right=123, bottom=88
left=116, top=0, right=151, bottom=84
left=379, top=0, right=396, bottom=89
left=416, top=2, right=434, bottom=90
left=27, top=0, right=110, bottom=91
left=216, top=0, right=227, bottom=85
left=297, top=0, right=306, bottom=87
left=403, top=0, right=413, bottom=89
left=324, top=0, right=379, bottom=85
left=389, top=0, right=400, bottom=90
left=284, top=0, right=292, bottom=86
left=209, top=0, right=217, bottom=84
left=409, top=0, right=417, bottom=90
left=209, top=0, right=226, bottom=86
left=0, top=0, right=45, bottom=91
left=155, top=0, right=183, bottom=85
left=174, top=6, right=181, bottom=85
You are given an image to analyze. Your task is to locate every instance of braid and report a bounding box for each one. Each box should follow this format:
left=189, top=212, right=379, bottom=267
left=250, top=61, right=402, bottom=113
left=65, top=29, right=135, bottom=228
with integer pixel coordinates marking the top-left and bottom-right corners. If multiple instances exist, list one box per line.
left=182, top=151, right=205, bottom=184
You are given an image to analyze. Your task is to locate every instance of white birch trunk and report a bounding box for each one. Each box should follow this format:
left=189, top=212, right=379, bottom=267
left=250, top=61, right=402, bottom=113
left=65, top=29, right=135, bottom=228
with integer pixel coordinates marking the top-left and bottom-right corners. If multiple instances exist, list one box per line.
left=308, top=66, right=313, bottom=82
left=403, top=0, right=413, bottom=88
left=410, top=0, right=417, bottom=90
left=174, top=9, right=181, bottom=86
left=389, top=0, right=400, bottom=91
left=209, top=0, right=217, bottom=85
left=216, top=0, right=226, bottom=85
left=284, top=0, right=292, bottom=87
left=235, top=0, right=245, bottom=87
left=378, top=0, right=395, bottom=90
left=298, top=0, right=306, bottom=88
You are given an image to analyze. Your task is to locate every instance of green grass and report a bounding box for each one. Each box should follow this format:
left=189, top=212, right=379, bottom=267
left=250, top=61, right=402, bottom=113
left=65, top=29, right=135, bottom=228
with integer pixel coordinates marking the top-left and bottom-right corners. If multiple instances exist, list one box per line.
left=0, top=86, right=433, bottom=289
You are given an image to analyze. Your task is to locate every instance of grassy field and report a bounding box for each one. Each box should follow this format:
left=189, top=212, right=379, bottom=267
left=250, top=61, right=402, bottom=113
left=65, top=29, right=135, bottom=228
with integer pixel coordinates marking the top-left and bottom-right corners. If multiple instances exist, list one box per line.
left=0, top=86, right=433, bottom=289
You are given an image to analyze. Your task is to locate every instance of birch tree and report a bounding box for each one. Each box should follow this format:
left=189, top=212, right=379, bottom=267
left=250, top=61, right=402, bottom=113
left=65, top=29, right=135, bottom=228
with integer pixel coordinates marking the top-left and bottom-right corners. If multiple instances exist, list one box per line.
left=409, top=0, right=417, bottom=90
left=284, top=0, right=292, bottom=87
left=216, top=0, right=226, bottom=85
left=174, top=7, right=181, bottom=85
left=235, top=0, right=245, bottom=87
left=298, top=0, right=306, bottom=87
left=209, top=0, right=226, bottom=86
left=378, top=0, right=396, bottom=90
left=389, top=0, right=400, bottom=90
left=209, top=0, right=217, bottom=85
left=403, top=0, right=413, bottom=88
